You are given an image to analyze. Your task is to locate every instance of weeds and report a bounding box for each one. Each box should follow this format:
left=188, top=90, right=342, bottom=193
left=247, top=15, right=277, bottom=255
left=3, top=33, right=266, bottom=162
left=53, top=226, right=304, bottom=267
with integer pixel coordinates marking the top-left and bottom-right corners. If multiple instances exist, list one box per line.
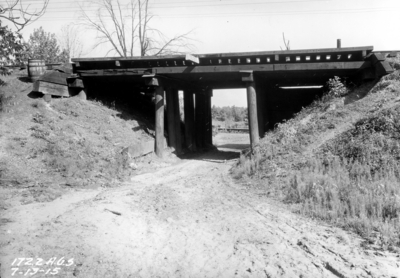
left=30, top=125, right=51, bottom=141
left=387, top=54, right=400, bottom=71
left=371, top=70, right=400, bottom=94
left=285, top=156, right=400, bottom=246
left=32, top=112, right=45, bottom=124
left=234, top=71, right=400, bottom=248
left=232, top=152, right=260, bottom=179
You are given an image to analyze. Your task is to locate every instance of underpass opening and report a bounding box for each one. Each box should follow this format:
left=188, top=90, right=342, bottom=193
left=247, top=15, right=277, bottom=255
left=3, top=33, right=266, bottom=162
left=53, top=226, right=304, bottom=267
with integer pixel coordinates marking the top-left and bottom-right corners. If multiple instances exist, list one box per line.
left=211, top=89, right=250, bottom=153
left=82, top=77, right=326, bottom=158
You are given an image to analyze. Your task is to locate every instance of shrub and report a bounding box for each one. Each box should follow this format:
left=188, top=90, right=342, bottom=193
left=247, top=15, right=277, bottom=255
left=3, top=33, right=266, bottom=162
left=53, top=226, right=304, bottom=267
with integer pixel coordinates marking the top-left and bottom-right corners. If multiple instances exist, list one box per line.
left=327, top=76, right=349, bottom=98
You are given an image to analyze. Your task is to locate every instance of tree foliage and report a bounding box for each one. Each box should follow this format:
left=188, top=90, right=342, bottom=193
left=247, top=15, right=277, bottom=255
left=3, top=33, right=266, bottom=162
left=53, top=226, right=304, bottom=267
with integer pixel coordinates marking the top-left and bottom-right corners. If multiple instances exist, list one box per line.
left=0, top=0, right=49, bottom=31
left=79, top=0, right=195, bottom=57
left=212, top=105, right=248, bottom=122
left=0, top=20, right=25, bottom=66
left=26, top=27, right=68, bottom=63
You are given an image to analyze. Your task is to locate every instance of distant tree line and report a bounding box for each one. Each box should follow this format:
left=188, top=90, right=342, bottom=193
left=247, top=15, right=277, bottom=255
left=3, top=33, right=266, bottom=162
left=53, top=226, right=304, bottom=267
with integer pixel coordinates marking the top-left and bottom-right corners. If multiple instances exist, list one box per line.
left=212, top=105, right=248, bottom=122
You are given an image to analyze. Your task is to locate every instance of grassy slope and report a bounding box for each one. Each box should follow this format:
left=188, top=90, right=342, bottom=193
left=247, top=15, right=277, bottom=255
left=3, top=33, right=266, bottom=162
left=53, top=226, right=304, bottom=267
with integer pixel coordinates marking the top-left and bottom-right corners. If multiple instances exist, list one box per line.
left=234, top=56, right=400, bottom=250
left=0, top=70, right=164, bottom=204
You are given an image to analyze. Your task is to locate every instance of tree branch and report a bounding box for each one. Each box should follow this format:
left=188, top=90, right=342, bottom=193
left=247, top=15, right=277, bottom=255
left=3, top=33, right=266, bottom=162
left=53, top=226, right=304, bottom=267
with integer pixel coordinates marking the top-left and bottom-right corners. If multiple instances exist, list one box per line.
left=281, top=32, right=290, bottom=51
left=78, top=0, right=196, bottom=57
left=0, top=0, right=49, bottom=31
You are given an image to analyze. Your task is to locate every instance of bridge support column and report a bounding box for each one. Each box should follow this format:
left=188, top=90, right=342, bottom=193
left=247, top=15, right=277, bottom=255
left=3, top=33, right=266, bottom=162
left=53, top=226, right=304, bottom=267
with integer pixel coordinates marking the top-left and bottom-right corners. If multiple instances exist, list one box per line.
left=256, top=80, right=265, bottom=138
left=166, top=87, right=182, bottom=154
left=145, top=77, right=165, bottom=157
left=265, top=83, right=274, bottom=131
left=173, top=89, right=182, bottom=154
left=184, top=89, right=196, bottom=151
left=247, top=82, right=260, bottom=148
left=205, top=88, right=213, bottom=146
left=195, top=91, right=207, bottom=150
left=155, top=86, right=165, bottom=157
left=166, top=87, right=177, bottom=150
left=241, top=71, right=259, bottom=151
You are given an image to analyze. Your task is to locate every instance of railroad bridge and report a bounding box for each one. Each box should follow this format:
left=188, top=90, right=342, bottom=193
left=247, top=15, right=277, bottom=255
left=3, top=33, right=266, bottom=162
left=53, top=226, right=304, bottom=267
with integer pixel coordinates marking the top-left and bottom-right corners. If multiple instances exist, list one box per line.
left=72, top=44, right=394, bottom=157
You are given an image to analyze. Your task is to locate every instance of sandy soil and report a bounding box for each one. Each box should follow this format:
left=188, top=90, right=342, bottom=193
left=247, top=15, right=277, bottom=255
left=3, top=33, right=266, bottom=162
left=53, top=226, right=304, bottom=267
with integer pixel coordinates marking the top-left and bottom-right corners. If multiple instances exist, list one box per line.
left=0, top=134, right=399, bottom=277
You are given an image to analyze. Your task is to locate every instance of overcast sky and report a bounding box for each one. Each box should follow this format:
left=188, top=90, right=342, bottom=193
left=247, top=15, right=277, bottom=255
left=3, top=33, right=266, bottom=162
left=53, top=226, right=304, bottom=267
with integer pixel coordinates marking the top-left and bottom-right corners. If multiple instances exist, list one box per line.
left=12, top=0, right=400, bottom=106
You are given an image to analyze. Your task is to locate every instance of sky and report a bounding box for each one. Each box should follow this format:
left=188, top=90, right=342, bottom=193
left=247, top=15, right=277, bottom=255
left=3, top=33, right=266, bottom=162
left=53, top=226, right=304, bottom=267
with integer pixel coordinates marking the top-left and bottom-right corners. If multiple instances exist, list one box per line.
left=3, top=0, right=400, bottom=106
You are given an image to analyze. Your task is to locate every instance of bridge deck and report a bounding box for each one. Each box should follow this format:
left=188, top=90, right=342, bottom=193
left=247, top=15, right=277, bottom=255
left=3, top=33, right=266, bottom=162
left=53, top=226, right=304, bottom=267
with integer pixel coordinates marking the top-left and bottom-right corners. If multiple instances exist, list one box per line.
left=72, top=46, right=376, bottom=88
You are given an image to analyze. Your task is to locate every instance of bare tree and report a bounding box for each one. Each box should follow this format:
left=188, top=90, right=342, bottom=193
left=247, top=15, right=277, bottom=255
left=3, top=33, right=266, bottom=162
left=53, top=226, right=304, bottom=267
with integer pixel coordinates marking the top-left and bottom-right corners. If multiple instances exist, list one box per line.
left=280, top=32, right=290, bottom=51
left=0, top=0, right=49, bottom=31
left=79, top=0, right=195, bottom=57
left=136, top=0, right=194, bottom=56
left=58, top=24, right=85, bottom=61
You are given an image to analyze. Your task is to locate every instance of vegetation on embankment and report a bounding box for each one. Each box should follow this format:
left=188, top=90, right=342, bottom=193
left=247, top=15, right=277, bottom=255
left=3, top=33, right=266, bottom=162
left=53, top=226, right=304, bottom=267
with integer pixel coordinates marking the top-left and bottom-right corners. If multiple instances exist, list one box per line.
left=0, top=70, right=161, bottom=198
left=234, top=56, right=400, bottom=250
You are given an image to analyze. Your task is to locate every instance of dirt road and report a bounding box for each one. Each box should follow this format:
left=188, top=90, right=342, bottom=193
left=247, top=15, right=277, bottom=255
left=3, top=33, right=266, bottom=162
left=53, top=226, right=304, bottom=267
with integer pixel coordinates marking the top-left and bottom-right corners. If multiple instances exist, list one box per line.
left=1, top=134, right=399, bottom=277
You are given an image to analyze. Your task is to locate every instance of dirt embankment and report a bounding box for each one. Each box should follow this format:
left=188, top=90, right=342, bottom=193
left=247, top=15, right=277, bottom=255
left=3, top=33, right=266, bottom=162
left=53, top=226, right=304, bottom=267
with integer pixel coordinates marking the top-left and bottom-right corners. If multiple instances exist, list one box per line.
left=1, top=136, right=399, bottom=277
left=0, top=70, right=163, bottom=193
